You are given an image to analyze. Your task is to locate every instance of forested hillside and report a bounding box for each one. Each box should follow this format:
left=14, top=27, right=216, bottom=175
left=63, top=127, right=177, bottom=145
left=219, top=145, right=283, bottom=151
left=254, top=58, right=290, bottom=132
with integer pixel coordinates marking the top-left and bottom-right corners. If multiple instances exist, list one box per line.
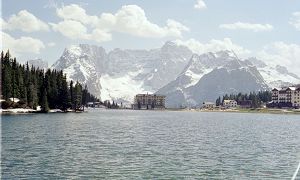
left=1, top=50, right=98, bottom=112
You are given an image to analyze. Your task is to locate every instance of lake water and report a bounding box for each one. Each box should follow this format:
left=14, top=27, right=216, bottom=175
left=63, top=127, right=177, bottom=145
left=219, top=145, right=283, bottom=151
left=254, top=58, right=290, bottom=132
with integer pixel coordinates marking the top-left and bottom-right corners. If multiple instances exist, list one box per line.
left=1, top=110, right=300, bottom=179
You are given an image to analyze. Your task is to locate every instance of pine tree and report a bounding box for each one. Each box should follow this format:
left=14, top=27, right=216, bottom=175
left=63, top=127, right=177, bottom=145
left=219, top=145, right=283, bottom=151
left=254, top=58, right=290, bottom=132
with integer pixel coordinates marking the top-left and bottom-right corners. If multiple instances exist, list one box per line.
left=70, top=80, right=74, bottom=110
left=59, top=75, right=70, bottom=112
left=11, top=58, right=20, bottom=100
left=37, top=70, right=44, bottom=106
left=223, top=94, right=229, bottom=101
left=74, top=81, right=82, bottom=111
left=1, top=51, right=12, bottom=100
left=17, top=65, right=26, bottom=102
left=82, top=85, right=88, bottom=106
left=112, top=101, right=115, bottom=108
left=24, top=62, right=30, bottom=105
left=28, top=68, right=38, bottom=109
left=216, top=96, right=221, bottom=106
left=41, top=88, right=49, bottom=112
left=47, top=70, right=57, bottom=109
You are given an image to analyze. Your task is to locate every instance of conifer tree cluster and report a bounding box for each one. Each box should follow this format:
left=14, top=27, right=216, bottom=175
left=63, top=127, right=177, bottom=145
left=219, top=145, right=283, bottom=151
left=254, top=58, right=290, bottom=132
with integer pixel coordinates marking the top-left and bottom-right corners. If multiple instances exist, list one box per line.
left=103, top=100, right=120, bottom=109
left=215, top=91, right=272, bottom=108
left=1, top=51, right=99, bottom=112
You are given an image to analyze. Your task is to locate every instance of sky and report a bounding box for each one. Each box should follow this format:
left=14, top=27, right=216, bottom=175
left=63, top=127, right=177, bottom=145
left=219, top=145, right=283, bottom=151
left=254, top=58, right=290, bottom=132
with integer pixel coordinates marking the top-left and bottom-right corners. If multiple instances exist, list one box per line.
left=1, top=0, right=300, bottom=73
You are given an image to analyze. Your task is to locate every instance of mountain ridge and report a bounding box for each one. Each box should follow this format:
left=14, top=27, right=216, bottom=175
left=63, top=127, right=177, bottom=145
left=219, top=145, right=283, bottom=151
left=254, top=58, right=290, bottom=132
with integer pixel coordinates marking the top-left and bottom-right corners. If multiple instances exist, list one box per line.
left=48, top=42, right=299, bottom=107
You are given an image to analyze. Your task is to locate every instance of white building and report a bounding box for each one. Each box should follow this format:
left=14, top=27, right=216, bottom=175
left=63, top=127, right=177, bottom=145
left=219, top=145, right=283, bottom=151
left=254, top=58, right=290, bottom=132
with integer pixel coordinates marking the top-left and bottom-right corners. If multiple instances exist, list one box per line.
left=272, top=86, right=300, bottom=108
left=223, top=100, right=237, bottom=108
left=202, top=102, right=215, bottom=109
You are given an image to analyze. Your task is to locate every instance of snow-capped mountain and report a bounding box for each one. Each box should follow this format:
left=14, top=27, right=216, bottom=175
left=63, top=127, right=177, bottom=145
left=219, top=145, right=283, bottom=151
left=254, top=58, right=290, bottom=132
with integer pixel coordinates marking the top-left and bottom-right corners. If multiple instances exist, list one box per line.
left=186, top=59, right=269, bottom=106
left=52, top=42, right=192, bottom=103
left=52, top=44, right=106, bottom=97
left=246, top=57, right=300, bottom=88
left=156, top=52, right=269, bottom=108
left=50, top=42, right=299, bottom=107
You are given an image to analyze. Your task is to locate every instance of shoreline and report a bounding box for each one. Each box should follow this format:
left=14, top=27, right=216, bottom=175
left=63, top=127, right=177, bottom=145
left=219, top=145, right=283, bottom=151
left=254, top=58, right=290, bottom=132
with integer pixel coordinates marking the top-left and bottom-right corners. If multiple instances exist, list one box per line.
left=1, top=107, right=300, bottom=115
left=0, top=108, right=86, bottom=115
left=183, top=108, right=300, bottom=115
left=130, top=107, right=300, bottom=115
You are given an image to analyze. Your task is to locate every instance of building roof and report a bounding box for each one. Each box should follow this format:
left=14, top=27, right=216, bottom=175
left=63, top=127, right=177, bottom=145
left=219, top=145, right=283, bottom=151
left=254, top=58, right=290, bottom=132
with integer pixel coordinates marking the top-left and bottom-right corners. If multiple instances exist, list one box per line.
left=274, top=86, right=299, bottom=92
left=135, top=94, right=166, bottom=97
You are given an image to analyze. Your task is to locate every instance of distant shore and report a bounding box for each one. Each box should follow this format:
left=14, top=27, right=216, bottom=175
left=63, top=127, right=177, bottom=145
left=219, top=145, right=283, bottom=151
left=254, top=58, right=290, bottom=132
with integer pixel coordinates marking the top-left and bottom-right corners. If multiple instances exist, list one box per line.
left=185, top=108, right=300, bottom=115
left=0, top=108, right=86, bottom=114
left=2, top=107, right=300, bottom=115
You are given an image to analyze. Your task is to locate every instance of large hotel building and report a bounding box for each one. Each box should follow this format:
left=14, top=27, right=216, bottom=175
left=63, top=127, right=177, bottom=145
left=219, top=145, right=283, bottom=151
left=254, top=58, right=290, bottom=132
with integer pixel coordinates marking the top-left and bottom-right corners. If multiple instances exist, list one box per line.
left=271, top=86, right=300, bottom=108
left=132, top=94, right=165, bottom=109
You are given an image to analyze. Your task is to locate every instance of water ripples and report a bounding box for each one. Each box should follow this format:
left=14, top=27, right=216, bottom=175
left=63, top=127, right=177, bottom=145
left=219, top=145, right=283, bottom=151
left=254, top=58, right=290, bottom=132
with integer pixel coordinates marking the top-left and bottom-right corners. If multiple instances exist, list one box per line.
left=1, top=110, right=300, bottom=179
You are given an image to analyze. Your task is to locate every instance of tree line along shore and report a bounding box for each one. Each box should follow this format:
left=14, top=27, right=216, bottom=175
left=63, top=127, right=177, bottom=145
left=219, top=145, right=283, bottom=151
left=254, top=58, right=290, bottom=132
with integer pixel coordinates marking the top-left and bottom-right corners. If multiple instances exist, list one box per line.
left=215, top=91, right=272, bottom=108
left=2, top=50, right=299, bottom=115
left=1, top=50, right=102, bottom=113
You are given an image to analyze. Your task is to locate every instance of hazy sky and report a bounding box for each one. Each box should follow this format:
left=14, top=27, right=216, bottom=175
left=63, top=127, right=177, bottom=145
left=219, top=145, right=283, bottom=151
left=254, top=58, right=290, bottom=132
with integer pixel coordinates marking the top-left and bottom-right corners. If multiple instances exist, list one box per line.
left=1, top=0, right=300, bottom=73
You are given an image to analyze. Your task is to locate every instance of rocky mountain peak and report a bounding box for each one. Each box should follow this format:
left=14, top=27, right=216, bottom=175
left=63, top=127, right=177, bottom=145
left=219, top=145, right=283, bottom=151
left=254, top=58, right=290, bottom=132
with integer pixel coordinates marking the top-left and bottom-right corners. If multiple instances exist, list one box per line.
left=246, top=57, right=267, bottom=68
left=50, top=42, right=299, bottom=105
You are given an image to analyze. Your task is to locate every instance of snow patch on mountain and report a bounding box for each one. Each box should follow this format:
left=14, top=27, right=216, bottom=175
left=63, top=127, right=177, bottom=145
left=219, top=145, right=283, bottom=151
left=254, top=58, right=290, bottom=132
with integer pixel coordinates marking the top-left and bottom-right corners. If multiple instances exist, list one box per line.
left=184, top=68, right=213, bottom=88
left=157, top=51, right=269, bottom=108
left=100, top=74, right=153, bottom=104
left=246, top=57, right=300, bottom=88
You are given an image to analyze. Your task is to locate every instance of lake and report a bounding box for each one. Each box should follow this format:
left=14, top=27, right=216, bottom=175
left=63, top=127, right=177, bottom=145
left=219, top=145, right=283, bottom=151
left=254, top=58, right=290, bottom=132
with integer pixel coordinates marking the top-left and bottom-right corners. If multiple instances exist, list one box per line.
left=1, top=110, right=300, bottom=179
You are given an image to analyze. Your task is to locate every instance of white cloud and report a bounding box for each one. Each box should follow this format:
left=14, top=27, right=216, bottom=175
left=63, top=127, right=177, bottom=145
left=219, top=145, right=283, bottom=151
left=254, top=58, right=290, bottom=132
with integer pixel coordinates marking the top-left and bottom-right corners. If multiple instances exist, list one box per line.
left=50, top=20, right=89, bottom=40
left=1, top=32, right=45, bottom=54
left=97, top=5, right=189, bottom=38
left=90, top=29, right=112, bottom=42
left=51, top=4, right=189, bottom=42
left=0, top=18, right=8, bottom=29
left=2, top=10, right=49, bottom=32
left=257, top=42, right=300, bottom=74
left=165, top=19, right=190, bottom=37
left=56, top=4, right=98, bottom=25
left=175, top=38, right=251, bottom=56
left=290, top=12, right=300, bottom=31
left=50, top=20, right=112, bottom=43
left=219, top=22, right=273, bottom=32
left=194, top=0, right=207, bottom=10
